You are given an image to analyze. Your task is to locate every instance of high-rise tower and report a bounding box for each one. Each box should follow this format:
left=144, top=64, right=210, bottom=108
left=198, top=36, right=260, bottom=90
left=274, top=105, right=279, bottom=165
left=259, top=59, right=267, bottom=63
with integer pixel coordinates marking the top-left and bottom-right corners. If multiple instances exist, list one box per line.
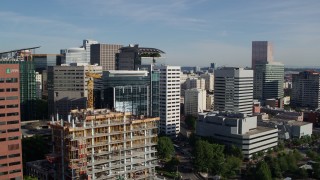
left=214, top=67, right=253, bottom=115
left=252, top=41, right=274, bottom=69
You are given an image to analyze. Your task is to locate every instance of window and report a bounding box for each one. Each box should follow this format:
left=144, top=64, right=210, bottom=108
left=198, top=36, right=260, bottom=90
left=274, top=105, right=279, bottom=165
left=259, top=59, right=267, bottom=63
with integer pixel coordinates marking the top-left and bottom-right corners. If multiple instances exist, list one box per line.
left=6, top=96, right=18, bottom=100
left=7, top=120, right=19, bottom=125
left=0, top=155, right=7, bottom=160
left=6, top=78, right=18, bottom=83
left=0, top=113, right=5, bottom=117
left=0, top=105, right=5, bottom=109
left=8, top=136, right=19, bottom=141
left=0, top=121, right=5, bottom=125
left=6, top=104, right=18, bottom=108
left=0, top=78, right=4, bottom=83
left=9, top=169, right=21, bottom=174
left=6, top=88, right=18, bottom=92
left=8, top=153, right=20, bottom=158
left=0, top=130, right=6, bottom=134
left=0, top=138, right=6, bottom=142
left=7, top=112, right=19, bottom=116
left=0, top=89, right=4, bottom=92
left=0, top=171, right=8, bottom=176
left=0, top=163, right=7, bottom=167
left=9, top=161, right=20, bottom=166
left=7, top=129, right=19, bottom=133
left=8, top=144, right=19, bottom=150
left=0, top=97, right=5, bottom=101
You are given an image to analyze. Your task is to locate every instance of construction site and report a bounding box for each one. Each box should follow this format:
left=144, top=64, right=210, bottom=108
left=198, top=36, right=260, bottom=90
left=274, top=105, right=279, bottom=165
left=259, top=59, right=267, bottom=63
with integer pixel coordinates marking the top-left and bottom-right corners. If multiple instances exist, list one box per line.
left=47, top=108, right=159, bottom=180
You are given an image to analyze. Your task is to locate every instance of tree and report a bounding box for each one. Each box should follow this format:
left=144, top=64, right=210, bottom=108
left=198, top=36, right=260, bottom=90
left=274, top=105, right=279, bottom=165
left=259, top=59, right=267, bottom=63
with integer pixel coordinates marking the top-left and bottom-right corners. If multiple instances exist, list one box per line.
left=292, top=149, right=303, bottom=161
left=22, top=135, right=50, bottom=169
left=286, top=152, right=298, bottom=173
left=229, top=145, right=244, bottom=160
left=312, top=163, right=320, bottom=179
left=165, top=156, right=180, bottom=171
left=194, top=140, right=224, bottom=175
left=306, top=150, right=318, bottom=160
left=222, top=156, right=242, bottom=178
left=157, top=136, right=175, bottom=159
left=185, top=115, right=196, bottom=130
left=297, top=168, right=308, bottom=179
left=256, top=161, right=272, bottom=180
left=278, top=156, right=288, bottom=173
left=24, top=176, right=38, bottom=180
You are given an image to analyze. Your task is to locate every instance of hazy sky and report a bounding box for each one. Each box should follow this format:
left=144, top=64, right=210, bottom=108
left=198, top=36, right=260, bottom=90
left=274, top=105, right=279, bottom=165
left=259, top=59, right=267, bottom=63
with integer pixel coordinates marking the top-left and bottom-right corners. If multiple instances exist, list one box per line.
left=1, top=0, right=319, bottom=67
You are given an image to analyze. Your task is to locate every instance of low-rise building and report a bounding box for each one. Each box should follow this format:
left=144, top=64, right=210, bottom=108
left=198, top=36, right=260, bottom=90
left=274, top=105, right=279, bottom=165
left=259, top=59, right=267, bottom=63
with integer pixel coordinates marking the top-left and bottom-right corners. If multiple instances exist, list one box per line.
left=196, top=111, right=278, bottom=158
left=258, top=118, right=313, bottom=139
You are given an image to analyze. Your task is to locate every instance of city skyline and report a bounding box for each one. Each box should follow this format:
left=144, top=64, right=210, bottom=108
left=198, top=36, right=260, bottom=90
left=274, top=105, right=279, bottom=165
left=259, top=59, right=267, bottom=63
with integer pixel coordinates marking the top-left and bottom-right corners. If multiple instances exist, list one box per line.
left=1, top=0, right=320, bottom=67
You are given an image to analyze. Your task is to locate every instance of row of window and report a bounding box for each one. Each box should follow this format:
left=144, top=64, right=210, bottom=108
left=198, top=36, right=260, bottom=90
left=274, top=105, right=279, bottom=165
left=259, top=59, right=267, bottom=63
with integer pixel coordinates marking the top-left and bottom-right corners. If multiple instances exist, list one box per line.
left=0, top=88, right=18, bottom=92
left=0, top=112, right=19, bottom=117
left=0, top=104, right=19, bottom=109
left=0, top=169, right=21, bottom=176
left=0, top=120, right=19, bottom=126
left=0, top=129, right=19, bottom=134
left=0, top=96, right=19, bottom=101
left=0, top=78, right=18, bottom=83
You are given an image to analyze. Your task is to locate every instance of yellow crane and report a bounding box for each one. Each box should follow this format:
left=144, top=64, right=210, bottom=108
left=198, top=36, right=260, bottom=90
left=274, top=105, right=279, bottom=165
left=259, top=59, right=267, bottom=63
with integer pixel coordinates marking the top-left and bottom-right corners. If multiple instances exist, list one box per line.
left=85, top=71, right=102, bottom=109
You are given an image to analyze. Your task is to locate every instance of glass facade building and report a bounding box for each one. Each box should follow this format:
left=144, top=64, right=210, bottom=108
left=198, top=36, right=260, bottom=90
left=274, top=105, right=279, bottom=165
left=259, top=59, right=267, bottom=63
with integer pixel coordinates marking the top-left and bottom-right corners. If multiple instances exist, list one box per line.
left=254, top=62, right=284, bottom=100
left=96, top=68, right=159, bottom=117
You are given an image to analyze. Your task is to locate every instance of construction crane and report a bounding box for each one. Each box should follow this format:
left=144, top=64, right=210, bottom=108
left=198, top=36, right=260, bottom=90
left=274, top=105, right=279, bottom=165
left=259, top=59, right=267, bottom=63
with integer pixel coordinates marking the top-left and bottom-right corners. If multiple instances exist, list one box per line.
left=85, top=71, right=102, bottom=109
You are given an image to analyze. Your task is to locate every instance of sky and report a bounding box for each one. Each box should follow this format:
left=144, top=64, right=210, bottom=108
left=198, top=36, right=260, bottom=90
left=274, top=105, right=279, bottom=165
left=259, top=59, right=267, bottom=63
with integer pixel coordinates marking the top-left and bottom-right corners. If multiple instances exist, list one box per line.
left=0, top=0, right=320, bottom=68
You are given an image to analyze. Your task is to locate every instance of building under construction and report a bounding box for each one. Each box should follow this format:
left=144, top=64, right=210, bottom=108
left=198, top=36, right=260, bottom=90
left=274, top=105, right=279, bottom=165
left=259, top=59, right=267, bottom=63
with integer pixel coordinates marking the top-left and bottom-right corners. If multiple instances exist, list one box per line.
left=48, top=108, right=159, bottom=180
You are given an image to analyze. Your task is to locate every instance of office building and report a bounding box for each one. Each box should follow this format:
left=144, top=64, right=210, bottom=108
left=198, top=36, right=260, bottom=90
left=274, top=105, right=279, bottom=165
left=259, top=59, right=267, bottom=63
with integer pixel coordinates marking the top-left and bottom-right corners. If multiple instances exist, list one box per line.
left=47, top=109, right=159, bottom=179
left=254, top=62, right=284, bottom=100
left=156, top=65, right=181, bottom=136
left=185, top=78, right=205, bottom=90
left=196, top=111, right=278, bottom=158
left=90, top=44, right=123, bottom=71
left=200, top=73, right=214, bottom=91
left=252, top=41, right=274, bottom=69
left=291, top=71, right=320, bottom=109
left=35, top=72, right=42, bottom=99
left=116, top=44, right=165, bottom=70
left=184, top=88, right=206, bottom=116
left=0, top=64, right=23, bottom=179
left=47, top=63, right=102, bottom=119
left=97, top=68, right=160, bottom=117
left=61, top=39, right=98, bottom=65
left=214, top=67, right=253, bottom=115
left=0, top=60, right=37, bottom=121
left=206, top=94, right=214, bottom=110
left=32, top=54, right=62, bottom=72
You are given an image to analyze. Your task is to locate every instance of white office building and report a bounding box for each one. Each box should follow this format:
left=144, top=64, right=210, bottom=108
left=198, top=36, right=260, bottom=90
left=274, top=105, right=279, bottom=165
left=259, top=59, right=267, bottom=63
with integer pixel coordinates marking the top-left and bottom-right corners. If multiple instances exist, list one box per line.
left=184, top=88, right=206, bottom=116
left=156, top=65, right=181, bottom=136
left=200, top=73, right=214, bottom=91
left=214, top=67, right=253, bottom=115
left=61, top=39, right=98, bottom=64
left=196, top=111, right=278, bottom=158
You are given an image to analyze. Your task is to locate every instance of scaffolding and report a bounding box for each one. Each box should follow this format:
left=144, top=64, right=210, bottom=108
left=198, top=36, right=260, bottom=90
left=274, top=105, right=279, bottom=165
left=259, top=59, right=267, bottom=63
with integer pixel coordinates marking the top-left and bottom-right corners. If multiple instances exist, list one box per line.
left=49, top=109, right=159, bottom=180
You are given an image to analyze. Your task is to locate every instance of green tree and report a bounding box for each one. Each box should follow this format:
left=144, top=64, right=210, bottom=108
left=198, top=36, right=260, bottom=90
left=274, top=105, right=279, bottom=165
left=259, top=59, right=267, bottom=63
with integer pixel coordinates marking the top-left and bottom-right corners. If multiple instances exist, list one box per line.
left=194, top=140, right=224, bottom=175
left=306, top=150, right=318, bottom=160
left=157, top=136, right=175, bottom=159
left=256, top=161, right=272, bottom=180
left=185, top=115, right=196, bottom=130
left=222, top=156, right=242, bottom=178
left=278, top=156, right=288, bottom=173
left=292, top=149, right=303, bottom=161
left=297, top=168, right=308, bottom=179
left=24, top=176, right=38, bottom=180
left=229, top=145, right=244, bottom=159
left=22, top=135, right=50, bottom=168
left=286, top=152, right=298, bottom=173
left=165, top=156, right=180, bottom=171
left=312, top=163, right=320, bottom=179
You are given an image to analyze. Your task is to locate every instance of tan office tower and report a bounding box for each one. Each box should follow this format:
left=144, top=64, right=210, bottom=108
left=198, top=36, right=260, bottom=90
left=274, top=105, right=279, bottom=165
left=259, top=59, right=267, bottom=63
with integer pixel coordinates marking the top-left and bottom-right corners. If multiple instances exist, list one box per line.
left=0, top=64, right=23, bottom=179
left=91, top=44, right=123, bottom=71
left=252, top=41, right=274, bottom=69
